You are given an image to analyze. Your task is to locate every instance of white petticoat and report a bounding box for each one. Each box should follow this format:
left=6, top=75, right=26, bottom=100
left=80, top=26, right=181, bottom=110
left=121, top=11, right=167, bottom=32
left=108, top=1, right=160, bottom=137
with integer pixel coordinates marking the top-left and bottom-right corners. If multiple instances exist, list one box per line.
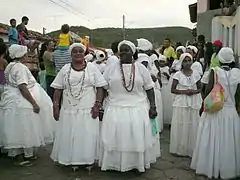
left=51, top=108, right=100, bottom=165
left=155, top=88, right=163, bottom=132
left=170, top=107, right=199, bottom=157
left=0, top=83, right=55, bottom=151
left=161, top=81, right=173, bottom=124
left=191, top=106, right=240, bottom=179
left=99, top=105, right=160, bottom=172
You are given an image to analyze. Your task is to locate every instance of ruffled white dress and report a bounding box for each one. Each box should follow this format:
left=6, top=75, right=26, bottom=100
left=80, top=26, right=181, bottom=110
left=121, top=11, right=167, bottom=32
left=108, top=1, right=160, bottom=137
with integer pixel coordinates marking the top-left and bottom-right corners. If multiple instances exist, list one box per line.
left=99, top=61, right=160, bottom=172
left=0, top=62, right=54, bottom=157
left=191, top=67, right=240, bottom=179
left=191, top=61, right=203, bottom=76
left=170, top=71, right=202, bottom=157
left=50, top=63, right=107, bottom=165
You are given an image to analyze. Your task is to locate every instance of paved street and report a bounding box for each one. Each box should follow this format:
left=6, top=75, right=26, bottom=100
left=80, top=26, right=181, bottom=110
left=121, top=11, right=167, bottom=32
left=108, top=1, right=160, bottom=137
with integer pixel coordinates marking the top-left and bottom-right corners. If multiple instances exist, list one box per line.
left=0, top=129, right=227, bottom=180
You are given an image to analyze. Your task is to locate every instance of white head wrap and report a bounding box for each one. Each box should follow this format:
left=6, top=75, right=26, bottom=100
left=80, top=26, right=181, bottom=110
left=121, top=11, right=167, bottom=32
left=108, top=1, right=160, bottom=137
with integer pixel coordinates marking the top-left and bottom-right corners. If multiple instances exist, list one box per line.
left=217, top=47, right=235, bottom=64
left=159, top=55, right=167, bottom=62
left=9, top=44, right=28, bottom=59
left=137, top=38, right=153, bottom=51
left=95, top=50, right=106, bottom=61
left=118, top=40, right=136, bottom=54
left=84, top=53, right=94, bottom=62
left=105, top=49, right=114, bottom=57
left=176, top=46, right=186, bottom=53
left=180, top=53, right=193, bottom=61
left=187, top=45, right=198, bottom=54
left=69, top=43, right=86, bottom=53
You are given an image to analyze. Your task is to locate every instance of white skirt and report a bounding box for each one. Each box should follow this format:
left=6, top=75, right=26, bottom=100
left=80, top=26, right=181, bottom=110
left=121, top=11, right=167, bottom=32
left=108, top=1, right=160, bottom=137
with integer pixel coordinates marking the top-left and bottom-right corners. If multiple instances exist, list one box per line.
left=51, top=107, right=100, bottom=165
left=162, top=81, right=173, bottom=124
left=99, top=104, right=160, bottom=172
left=155, top=88, right=163, bottom=132
left=0, top=83, right=54, bottom=152
left=191, top=106, right=240, bottom=179
left=170, top=107, right=199, bottom=157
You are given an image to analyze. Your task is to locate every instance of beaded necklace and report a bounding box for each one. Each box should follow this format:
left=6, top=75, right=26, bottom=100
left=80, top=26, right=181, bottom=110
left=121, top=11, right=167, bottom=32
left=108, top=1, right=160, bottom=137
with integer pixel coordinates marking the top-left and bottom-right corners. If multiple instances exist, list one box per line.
left=120, top=61, right=136, bottom=92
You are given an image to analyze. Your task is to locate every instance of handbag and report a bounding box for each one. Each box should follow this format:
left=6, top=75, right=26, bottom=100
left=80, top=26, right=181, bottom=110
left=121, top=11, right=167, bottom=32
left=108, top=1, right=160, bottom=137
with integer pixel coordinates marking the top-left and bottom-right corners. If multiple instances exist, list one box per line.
left=151, top=118, right=159, bottom=136
left=204, top=69, right=225, bottom=113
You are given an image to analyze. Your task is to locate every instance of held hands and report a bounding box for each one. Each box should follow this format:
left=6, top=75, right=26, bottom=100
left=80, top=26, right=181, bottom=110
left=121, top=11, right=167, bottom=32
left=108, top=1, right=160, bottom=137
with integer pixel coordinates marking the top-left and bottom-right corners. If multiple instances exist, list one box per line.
left=185, top=89, right=196, bottom=96
left=91, top=101, right=102, bottom=119
left=149, top=106, right=157, bottom=119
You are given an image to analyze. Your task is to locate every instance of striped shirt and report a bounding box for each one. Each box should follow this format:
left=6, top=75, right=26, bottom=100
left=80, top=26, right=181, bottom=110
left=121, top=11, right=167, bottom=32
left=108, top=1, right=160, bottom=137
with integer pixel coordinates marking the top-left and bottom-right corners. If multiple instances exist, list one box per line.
left=53, top=49, right=71, bottom=72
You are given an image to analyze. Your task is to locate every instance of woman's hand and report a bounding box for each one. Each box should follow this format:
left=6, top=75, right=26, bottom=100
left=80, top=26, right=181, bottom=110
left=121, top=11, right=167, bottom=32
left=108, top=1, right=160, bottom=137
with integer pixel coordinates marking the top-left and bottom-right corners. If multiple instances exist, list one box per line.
left=33, top=103, right=40, bottom=114
left=91, top=101, right=101, bottom=119
left=149, top=106, right=157, bottom=119
left=53, top=105, right=60, bottom=121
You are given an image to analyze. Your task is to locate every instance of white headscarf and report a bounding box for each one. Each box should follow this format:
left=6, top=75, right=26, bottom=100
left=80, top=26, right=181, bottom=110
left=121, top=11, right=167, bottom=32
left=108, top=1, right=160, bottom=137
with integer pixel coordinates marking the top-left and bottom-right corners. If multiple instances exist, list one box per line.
left=218, top=47, right=235, bottom=64
left=180, top=53, right=193, bottom=62
left=176, top=46, right=186, bottom=53
left=9, top=44, right=28, bottom=59
left=118, top=40, right=136, bottom=54
left=159, top=55, right=167, bottom=62
left=95, top=50, right=106, bottom=61
left=137, top=38, right=153, bottom=51
left=69, top=43, right=86, bottom=53
left=187, top=45, right=198, bottom=54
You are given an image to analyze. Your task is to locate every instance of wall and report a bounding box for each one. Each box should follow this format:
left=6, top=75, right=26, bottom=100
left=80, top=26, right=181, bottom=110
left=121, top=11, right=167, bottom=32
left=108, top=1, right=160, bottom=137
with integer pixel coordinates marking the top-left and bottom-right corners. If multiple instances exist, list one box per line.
left=197, top=9, right=221, bottom=41
left=197, top=0, right=209, bottom=14
left=0, top=34, right=8, bottom=43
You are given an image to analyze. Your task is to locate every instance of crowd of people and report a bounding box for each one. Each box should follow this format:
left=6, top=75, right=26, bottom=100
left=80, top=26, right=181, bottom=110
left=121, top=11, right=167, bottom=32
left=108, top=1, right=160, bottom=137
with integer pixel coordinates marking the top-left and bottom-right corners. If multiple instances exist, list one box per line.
left=0, top=20, right=239, bottom=180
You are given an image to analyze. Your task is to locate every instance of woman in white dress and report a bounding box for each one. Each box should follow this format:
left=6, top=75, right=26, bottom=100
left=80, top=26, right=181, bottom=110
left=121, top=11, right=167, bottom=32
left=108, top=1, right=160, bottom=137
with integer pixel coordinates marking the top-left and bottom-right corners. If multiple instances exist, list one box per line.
left=187, top=45, right=203, bottom=76
left=0, top=44, right=54, bottom=166
left=99, top=40, right=160, bottom=172
left=191, top=47, right=240, bottom=179
left=166, top=46, right=186, bottom=125
left=50, top=43, right=107, bottom=168
left=170, top=53, right=202, bottom=157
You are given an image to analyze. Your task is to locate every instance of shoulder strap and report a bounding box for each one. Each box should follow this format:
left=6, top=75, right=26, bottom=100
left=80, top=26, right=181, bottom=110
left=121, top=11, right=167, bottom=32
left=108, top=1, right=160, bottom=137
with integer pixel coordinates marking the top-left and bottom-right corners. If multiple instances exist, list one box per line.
left=223, top=70, right=235, bottom=103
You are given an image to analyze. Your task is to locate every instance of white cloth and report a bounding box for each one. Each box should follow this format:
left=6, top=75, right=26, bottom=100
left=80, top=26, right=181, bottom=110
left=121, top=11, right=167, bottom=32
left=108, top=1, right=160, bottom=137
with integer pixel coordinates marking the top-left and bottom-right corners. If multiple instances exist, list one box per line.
left=159, top=55, right=167, bottom=62
left=99, top=61, right=160, bottom=172
left=191, top=61, right=203, bottom=76
left=138, top=53, right=151, bottom=71
left=187, top=45, right=198, bottom=54
left=9, top=44, right=27, bottom=59
left=85, top=54, right=94, bottom=62
left=160, top=66, right=170, bottom=85
left=171, top=60, right=182, bottom=71
left=217, top=47, right=235, bottom=64
left=191, top=67, right=240, bottom=179
left=69, top=43, right=86, bottom=53
left=149, top=54, right=158, bottom=72
left=106, top=55, right=119, bottom=67
left=137, top=38, right=153, bottom=51
left=105, top=49, right=114, bottom=57
left=176, top=46, right=186, bottom=53
left=201, top=69, right=210, bottom=84
left=95, top=50, right=106, bottom=62
left=93, top=61, right=106, bottom=74
left=118, top=40, right=136, bottom=54
left=0, top=62, right=54, bottom=154
left=50, top=62, right=107, bottom=165
left=172, top=71, right=202, bottom=109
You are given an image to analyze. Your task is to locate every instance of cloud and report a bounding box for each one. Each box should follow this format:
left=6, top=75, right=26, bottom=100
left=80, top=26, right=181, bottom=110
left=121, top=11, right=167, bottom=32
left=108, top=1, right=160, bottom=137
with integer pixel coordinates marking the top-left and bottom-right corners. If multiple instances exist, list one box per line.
left=0, top=0, right=197, bottom=32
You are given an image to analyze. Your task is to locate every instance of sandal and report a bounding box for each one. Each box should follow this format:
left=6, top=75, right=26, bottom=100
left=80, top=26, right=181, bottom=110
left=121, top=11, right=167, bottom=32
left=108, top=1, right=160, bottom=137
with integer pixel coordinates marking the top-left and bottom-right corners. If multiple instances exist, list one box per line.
left=14, top=160, right=33, bottom=167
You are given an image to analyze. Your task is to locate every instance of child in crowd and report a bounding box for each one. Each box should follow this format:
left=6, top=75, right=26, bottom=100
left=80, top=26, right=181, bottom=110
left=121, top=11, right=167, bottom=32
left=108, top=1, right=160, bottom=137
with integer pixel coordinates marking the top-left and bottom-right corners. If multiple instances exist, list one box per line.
left=8, top=19, right=18, bottom=45
left=57, top=24, right=73, bottom=50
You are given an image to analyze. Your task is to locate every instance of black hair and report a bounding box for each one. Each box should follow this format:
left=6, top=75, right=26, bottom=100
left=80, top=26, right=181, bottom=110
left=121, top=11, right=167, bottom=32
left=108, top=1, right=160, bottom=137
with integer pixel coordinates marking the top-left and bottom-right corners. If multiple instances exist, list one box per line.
left=204, top=42, right=214, bottom=67
left=0, top=38, right=3, bottom=43
left=111, top=41, right=120, bottom=53
left=175, top=42, right=182, bottom=48
left=165, top=38, right=171, bottom=42
left=39, top=41, right=49, bottom=63
left=198, top=35, right=205, bottom=43
left=133, top=51, right=138, bottom=60
left=61, top=24, right=70, bottom=34
left=10, top=19, right=16, bottom=24
left=22, top=16, right=29, bottom=22
left=0, top=42, right=7, bottom=56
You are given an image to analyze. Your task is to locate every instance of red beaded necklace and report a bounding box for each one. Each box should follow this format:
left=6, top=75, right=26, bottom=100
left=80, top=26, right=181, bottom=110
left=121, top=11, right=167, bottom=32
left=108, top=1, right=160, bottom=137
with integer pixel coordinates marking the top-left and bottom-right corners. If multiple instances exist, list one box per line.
left=120, top=61, right=136, bottom=92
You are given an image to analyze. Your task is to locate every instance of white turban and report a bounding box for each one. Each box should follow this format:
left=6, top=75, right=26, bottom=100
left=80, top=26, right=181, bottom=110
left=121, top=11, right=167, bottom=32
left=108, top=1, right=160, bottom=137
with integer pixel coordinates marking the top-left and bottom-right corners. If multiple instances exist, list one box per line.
left=159, top=55, right=167, bottom=62
left=69, top=43, right=86, bottom=53
left=180, top=53, right=193, bottom=61
left=118, top=40, right=136, bottom=54
left=9, top=44, right=28, bottom=59
left=187, top=45, right=198, bottom=54
left=176, top=46, right=186, bottom=53
left=95, top=50, right=106, bottom=61
left=137, top=38, right=153, bottom=51
left=84, top=53, right=94, bottom=62
left=217, top=47, right=235, bottom=64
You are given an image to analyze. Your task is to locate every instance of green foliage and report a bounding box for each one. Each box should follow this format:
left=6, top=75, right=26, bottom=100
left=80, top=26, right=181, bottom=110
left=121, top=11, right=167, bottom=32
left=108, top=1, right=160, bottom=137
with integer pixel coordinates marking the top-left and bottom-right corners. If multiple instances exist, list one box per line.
left=47, top=26, right=194, bottom=48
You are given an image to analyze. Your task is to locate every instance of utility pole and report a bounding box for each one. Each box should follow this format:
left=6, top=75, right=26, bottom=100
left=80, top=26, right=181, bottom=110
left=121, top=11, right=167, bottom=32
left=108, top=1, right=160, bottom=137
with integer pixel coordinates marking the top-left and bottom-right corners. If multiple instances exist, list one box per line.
left=43, top=27, right=46, bottom=35
left=123, top=14, right=126, bottom=40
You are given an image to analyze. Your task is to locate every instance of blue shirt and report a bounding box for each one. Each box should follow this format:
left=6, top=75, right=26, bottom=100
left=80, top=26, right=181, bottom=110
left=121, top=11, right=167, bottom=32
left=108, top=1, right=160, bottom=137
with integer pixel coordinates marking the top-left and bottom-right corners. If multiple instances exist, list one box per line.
left=8, top=27, right=18, bottom=45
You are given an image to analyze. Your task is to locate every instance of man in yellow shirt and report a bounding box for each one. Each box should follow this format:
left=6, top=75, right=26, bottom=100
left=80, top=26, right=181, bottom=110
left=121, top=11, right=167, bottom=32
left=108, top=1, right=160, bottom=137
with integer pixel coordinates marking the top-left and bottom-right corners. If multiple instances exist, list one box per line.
left=163, top=38, right=177, bottom=66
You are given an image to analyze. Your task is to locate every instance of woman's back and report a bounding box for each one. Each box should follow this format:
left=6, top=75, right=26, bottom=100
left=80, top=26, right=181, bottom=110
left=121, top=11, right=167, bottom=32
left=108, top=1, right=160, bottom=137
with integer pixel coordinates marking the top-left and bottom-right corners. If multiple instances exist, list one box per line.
left=216, top=67, right=240, bottom=106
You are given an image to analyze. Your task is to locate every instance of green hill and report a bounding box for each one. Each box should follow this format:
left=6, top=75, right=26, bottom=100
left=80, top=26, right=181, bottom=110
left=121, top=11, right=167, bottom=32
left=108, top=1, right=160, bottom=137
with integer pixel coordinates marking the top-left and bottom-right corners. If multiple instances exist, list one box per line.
left=48, top=26, right=194, bottom=48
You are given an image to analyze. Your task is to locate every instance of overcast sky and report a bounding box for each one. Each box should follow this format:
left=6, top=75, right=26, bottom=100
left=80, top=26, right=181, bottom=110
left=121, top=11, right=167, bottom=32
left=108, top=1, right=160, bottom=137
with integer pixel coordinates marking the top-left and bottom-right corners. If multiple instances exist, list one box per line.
left=0, top=0, right=197, bottom=33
